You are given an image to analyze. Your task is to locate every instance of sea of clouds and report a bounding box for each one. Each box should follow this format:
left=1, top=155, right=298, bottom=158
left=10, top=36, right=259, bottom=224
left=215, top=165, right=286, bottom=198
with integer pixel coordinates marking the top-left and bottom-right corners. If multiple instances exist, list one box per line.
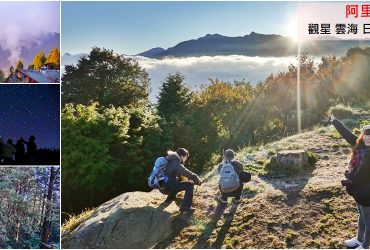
left=62, top=54, right=304, bottom=102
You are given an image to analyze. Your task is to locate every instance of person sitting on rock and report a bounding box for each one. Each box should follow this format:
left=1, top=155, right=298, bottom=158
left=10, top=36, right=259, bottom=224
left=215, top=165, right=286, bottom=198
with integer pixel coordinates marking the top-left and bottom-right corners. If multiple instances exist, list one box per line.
left=218, top=149, right=244, bottom=204
left=162, top=148, right=202, bottom=213
left=331, top=114, right=370, bottom=249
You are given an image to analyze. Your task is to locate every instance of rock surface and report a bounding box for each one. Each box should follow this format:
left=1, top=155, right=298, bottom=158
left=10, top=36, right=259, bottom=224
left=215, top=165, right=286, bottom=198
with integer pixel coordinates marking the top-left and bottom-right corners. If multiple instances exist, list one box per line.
left=270, top=150, right=309, bottom=168
left=62, top=190, right=179, bottom=249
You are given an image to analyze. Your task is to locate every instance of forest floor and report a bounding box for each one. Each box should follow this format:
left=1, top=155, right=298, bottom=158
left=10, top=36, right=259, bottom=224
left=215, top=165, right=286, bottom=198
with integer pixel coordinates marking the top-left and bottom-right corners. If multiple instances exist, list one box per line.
left=154, top=123, right=364, bottom=249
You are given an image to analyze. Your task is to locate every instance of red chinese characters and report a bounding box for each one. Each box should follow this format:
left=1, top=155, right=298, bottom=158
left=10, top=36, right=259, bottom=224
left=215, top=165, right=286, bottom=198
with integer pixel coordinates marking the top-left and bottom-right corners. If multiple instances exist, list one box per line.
left=346, top=4, right=370, bottom=18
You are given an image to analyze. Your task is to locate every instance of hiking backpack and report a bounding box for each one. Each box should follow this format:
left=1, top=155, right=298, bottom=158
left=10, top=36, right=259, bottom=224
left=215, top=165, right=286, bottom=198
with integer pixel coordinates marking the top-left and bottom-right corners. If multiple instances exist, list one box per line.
left=148, top=157, right=168, bottom=189
left=219, top=160, right=240, bottom=193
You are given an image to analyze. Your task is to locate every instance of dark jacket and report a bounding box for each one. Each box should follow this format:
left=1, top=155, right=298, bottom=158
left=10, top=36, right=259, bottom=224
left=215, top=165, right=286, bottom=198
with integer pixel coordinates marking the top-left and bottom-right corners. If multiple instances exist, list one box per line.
left=333, top=118, right=370, bottom=206
left=218, top=160, right=243, bottom=184
left=165, top=153, right=197, bottom=182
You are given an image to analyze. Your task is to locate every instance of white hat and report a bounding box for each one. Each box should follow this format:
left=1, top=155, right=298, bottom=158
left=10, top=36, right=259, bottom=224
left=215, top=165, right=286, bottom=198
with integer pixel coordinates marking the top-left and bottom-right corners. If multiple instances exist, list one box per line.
left=361, top=125, right=370, bottom=133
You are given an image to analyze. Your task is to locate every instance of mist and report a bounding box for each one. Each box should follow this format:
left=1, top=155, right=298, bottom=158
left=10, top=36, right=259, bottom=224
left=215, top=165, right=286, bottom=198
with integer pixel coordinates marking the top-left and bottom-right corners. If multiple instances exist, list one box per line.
left=0, top=2, right=60, bottom=68
left=62, top=54, right=304, bottom=102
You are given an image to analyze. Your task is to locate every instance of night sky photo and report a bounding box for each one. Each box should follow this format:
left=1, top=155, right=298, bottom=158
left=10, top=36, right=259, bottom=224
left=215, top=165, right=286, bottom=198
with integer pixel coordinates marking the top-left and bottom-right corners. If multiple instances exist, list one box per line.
left=0, top=84, right=60, bottom=149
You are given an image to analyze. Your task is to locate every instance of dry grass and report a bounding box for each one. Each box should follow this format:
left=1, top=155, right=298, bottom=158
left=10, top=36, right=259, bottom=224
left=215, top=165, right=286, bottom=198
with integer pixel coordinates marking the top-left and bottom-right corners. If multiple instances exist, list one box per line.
left=61, top=208, right=94, bottom=237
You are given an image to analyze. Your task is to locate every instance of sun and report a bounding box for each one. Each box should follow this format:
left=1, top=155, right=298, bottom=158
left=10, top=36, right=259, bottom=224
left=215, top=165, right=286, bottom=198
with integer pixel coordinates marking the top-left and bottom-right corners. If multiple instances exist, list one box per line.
left=284, top=15, right=299, bottom=42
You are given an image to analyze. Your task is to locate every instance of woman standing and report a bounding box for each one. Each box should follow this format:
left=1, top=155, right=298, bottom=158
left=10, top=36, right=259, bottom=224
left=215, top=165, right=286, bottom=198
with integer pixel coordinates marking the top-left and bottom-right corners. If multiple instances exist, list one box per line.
left=331, top=115, right=370, bottom=249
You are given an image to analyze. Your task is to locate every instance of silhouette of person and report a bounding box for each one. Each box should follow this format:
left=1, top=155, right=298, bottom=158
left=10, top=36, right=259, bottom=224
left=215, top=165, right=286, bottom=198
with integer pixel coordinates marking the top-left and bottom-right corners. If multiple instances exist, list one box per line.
left=21, top=135, right=37, bottom=164
left=15, top=139, right=26, bottom=165
left=2, top=139, right=16, bottom=165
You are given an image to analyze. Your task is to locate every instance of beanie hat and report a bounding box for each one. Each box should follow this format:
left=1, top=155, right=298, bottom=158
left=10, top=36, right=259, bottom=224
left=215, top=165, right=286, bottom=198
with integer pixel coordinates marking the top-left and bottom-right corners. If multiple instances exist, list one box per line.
left=361, top=125, right=370, bottom=134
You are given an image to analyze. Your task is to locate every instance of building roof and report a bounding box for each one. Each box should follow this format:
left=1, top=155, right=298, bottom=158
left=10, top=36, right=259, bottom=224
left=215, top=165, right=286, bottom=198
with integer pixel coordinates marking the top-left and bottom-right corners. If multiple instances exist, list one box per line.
left=18, top=69, right=60, bottom=83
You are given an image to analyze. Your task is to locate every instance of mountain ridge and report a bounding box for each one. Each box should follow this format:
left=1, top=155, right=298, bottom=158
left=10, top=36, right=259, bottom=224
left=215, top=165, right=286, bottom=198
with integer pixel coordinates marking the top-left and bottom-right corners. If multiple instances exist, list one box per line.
left=135, top=32, right=370, bottom=59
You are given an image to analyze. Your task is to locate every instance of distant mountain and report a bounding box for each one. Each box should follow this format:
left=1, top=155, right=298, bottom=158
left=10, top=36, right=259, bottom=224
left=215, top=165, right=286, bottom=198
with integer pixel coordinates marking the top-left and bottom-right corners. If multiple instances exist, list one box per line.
left=137, top=47, right=165, bottom=57
left=138, top=32, right=370, bottom=58
left=62, top=53, right=88, bottom=67
left=0, top=32, right=60, bottom=71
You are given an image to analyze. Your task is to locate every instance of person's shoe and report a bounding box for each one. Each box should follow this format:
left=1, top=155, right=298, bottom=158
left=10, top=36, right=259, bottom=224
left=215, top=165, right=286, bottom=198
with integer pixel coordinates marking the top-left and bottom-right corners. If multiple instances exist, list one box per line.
left=355, top=244, right=365, bottom=249
left=218, top=196, right=227, bottom=204
left=179, top=207, right=196, bottom=213
left=345, top=238, right=362, bottom=248
left=234, top=197, right=242, bottom=203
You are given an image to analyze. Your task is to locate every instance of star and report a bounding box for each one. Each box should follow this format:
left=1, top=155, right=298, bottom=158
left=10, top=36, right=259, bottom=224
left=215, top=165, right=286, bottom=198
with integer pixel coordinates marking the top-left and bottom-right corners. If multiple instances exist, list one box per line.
left=0, top=84, right=60, bottom=149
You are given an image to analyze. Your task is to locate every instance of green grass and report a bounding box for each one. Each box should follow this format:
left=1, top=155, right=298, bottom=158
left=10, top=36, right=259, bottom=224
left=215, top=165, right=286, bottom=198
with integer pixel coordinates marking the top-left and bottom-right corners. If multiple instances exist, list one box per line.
left=306, top=150, right=318, bottom=165
left=285, top=229, right=299, bottom=241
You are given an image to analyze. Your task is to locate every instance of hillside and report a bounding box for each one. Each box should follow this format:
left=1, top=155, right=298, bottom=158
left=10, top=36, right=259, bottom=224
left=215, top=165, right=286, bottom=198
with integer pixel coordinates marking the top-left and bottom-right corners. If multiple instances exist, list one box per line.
left=62, top=110, right=369, bottom=249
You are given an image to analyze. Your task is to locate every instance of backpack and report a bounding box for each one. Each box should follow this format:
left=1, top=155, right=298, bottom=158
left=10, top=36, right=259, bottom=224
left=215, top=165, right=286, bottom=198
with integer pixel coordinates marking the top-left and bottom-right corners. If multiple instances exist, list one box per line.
left=219, top=160, right=240, bottom=193
left=148, top=157, right=168, bottom=189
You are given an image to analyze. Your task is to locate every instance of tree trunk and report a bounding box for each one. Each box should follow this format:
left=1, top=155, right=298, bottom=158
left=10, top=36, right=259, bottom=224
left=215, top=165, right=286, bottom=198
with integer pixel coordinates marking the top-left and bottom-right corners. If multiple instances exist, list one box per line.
left=40, top=167, right=56, bottom=249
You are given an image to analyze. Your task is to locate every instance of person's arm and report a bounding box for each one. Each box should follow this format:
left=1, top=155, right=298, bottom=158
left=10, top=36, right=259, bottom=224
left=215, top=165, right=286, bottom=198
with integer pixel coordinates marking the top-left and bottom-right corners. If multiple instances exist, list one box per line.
left=232, top=161, right=243, bottom=174
left=217, top=164, right=222, bottom=173
left=332, top=116, right=357, bottom=146
left=176, top=164, right=201, bottom=184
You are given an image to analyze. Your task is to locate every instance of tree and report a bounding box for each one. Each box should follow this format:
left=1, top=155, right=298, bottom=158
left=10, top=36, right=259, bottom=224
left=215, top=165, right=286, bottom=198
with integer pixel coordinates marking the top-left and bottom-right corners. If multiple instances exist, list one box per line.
left=61, top=103, right=169, bottom=215
left=32, top=51, right=46, bottom=70
left=0, top=167, right=60, bottom=249
left=62, top=47, right=150, bottom=108
left=16, top=59, right=24, bottom=69
left=157, top=72, right=192, bottom=122
left=9, top=66, right=14, bottom=75
left=40, top=167, right=58, bottom=248
left=45, top=48, right=60, bottom=69
left=0, top=69, right=5, bottom=82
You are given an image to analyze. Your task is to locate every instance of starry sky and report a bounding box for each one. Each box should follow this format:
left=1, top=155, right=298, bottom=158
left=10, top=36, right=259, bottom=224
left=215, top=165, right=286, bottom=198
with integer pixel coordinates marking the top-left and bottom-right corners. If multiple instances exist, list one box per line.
left=0, top=84, right=60, bottom=149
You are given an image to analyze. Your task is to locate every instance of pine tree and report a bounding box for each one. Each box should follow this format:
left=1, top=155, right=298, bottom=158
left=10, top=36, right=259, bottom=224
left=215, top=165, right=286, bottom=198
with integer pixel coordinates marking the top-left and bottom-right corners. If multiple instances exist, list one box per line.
left=0, top=69, right=5, bottom=82
left=16, top=59, right=24, bottom=69
left=9, top=66, right=14, bottom=75
left=0, top=168, right=60, bottom=249
left=157, top=72, right=192, bottom=122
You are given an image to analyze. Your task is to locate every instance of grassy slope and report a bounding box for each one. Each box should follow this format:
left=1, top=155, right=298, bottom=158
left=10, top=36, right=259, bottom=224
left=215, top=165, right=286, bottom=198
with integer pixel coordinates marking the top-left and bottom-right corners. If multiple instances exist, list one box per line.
left=157, top=124, right=362, bottom=249
left=63, top=106, right=369, bottom=249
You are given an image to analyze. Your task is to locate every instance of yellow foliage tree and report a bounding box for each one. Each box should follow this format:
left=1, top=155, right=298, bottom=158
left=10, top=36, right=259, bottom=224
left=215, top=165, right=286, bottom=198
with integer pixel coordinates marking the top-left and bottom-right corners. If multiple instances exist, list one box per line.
left=32, top=51, right=46, bottom=70
left=46, top=48, right=60, bottom=69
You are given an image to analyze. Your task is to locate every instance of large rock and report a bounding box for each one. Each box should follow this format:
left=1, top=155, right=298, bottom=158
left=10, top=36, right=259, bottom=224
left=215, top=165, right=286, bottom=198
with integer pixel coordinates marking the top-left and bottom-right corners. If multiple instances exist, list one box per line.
left=270, top=150, right=309, bottom=168
left=62, top=190, right=180, bottom=249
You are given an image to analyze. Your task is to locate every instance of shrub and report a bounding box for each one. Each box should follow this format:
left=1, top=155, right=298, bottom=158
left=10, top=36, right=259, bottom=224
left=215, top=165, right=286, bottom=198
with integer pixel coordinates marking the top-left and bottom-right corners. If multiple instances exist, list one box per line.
left=328, top=104, right=360, bottom=120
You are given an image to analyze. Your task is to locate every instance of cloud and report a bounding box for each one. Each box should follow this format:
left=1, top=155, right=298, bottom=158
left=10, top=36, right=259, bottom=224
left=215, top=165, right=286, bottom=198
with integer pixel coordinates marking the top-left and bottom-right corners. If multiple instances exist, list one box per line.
left=0, top=2, right=60, bottom=66
left=62, top=54, right=316, bottom=103
left=132, top=55, right=297, bottom=101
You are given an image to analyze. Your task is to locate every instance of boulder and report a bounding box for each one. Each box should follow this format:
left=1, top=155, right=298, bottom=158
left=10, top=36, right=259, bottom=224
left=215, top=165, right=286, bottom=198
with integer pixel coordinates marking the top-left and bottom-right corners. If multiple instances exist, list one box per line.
left=270, top=150, right=309, bottom=168
left=62, top=190, right=180, bottom=249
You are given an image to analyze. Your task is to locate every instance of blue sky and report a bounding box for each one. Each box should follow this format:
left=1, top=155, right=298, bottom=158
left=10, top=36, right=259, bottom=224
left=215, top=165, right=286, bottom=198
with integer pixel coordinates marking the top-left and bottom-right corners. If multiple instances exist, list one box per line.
left=62, top=2, right=298, bottom=55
